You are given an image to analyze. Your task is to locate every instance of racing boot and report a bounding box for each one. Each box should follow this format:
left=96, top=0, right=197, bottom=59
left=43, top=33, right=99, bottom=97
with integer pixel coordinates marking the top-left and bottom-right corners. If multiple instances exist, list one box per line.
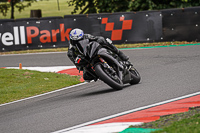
left=83, top=70, right=95, bottom=82
left=114, top=48, right=129, bottom=61
left=105, top=38, right=129, bottom=61
left=118, top=50, right=129, bottom=61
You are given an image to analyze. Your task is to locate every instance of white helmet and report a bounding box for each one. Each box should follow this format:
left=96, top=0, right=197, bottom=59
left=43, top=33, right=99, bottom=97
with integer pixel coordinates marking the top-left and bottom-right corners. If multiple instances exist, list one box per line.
left=69, top=28, right=84, bottom=41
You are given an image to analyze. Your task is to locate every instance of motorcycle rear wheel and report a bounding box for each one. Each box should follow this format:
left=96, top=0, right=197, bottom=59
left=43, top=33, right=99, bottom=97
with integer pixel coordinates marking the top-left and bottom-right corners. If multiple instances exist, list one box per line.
left=95, top=64, right=123, bottom=90
left=129, top=66, right=141, bottom=85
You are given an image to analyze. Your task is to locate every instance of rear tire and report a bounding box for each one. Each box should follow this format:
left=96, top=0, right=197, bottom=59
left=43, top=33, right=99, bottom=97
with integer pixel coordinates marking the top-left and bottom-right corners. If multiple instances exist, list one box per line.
left=129, top=66, right=141, bottom=85
left=95, top=64, right=123, bottom=90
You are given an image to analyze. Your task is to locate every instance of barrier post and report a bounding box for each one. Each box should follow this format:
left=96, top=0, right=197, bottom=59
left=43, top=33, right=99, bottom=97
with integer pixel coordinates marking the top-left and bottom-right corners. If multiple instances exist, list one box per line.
left=19, top=63, right=22, bottom=69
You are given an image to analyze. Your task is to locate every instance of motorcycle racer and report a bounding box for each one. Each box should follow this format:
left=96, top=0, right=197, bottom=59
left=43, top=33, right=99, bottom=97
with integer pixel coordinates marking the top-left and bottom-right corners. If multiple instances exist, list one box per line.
left=67, top=28, right=129, bottom=81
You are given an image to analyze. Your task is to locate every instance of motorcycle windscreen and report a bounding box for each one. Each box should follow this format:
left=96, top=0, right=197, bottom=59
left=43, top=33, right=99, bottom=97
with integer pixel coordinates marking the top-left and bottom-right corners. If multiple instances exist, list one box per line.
left=87, top=41, right=100, bottom=58
left=77, top=39, right=90, bottom=56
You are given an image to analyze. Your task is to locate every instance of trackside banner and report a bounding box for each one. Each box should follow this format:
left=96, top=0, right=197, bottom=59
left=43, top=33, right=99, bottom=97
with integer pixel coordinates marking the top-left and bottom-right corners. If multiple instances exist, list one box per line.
left=0, top=19, right=70, bottom=51
left=1, top=6, right=200, bottom=51
left=98, top=11, right=162, bottom=44
left=0, top=11, right=163, bottom=52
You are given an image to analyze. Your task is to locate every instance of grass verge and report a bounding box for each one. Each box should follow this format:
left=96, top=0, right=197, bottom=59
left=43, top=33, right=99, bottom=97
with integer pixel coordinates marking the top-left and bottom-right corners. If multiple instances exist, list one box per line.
left=0, top=68, right=81, bottom=104
left=0, top=0, right=77, bottom=19
left=129, top=107, right=200, bottom=133
left=116, top=41, right=196, bottom=49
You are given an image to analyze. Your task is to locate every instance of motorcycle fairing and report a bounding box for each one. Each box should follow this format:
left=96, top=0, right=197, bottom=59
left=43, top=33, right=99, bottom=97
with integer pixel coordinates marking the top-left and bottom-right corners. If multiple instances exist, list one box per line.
left=87, top=41, right=100, bottom=58
left=78, top=39, right=100, bottom=59
left=77, top=39, right=90, bottom=56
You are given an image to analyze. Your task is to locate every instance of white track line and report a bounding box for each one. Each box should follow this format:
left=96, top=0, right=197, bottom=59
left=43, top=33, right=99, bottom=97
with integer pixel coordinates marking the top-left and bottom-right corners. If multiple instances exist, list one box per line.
left=65, top=122, right=143, bottom=133
left=53, top=91, right=200, bottom=133
left=6, top=66, right=76, bottom=73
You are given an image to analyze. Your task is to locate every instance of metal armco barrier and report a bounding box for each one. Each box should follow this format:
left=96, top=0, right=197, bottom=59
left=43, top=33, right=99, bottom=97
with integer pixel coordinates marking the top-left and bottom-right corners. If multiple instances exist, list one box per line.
left=0, top=6, right=200, bottom=52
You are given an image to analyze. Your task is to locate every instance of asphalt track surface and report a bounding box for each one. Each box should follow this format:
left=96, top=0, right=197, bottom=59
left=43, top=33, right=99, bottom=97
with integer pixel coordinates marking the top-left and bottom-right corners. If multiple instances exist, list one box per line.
left=1, top=45, right=200, bottom=133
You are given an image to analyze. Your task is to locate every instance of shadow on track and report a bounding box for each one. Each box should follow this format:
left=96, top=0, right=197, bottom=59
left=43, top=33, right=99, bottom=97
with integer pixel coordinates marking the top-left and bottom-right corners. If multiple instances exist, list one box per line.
left=79, top=84, right=132, bottom=97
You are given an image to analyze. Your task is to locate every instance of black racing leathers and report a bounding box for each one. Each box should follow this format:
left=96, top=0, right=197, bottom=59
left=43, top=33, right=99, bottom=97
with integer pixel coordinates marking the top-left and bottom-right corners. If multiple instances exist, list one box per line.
left=67, top=34, right=128, bottom=80
left=67, top=34, right=102, bottom=65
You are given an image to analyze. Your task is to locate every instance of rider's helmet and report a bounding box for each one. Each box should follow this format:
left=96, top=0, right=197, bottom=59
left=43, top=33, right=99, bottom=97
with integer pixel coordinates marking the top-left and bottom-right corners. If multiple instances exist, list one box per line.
left=69, top=28, right=84, bottom=45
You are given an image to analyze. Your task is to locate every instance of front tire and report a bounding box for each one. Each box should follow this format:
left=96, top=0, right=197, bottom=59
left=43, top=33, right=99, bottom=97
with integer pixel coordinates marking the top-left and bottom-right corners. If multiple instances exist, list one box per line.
left=95, top=64, right=123, bottom=90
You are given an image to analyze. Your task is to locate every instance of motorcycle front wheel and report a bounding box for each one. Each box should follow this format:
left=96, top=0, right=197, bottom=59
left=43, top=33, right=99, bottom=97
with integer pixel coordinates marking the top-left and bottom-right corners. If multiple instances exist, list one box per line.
left=95, top=64, right=123, bottom=90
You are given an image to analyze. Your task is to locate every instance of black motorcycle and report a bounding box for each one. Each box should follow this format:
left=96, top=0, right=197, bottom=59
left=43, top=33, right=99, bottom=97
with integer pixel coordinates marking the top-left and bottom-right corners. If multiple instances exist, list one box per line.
left=74, top=38, right=141, bottom=90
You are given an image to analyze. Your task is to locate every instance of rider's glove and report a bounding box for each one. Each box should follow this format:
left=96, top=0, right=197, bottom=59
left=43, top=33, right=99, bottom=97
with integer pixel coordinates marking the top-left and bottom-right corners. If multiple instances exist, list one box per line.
left=75, top=55, right=82, bottom=64
left=75, top=55, right=87, bottom=66
left=106, top=38, right=112, bottom=44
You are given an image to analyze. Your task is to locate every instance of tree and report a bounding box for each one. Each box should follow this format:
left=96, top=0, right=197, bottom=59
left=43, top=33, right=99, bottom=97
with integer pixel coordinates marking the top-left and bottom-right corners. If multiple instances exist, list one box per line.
left=129, top=0, right=200, bottom=11
left=95, top=0, right=130, bottom=13
left=0, top=0, right=37, bottom=19
left=67, top=0, right=200, bottom=14
left=0, top=1, right=10, bottom=17
left=67, top=0, right=131, bottom=14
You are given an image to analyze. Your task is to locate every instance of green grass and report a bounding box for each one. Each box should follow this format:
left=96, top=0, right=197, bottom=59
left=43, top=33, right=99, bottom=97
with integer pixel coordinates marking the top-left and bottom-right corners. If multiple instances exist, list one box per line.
left=0, top=47, right=69, bottom=55
left=0, top=68, right=81, bottom=104
left=0, top=0, right=78, bottom=19
left=129, top=107, right=200, bottom=133
left=153, top=114, right=200, bottom=133
left=116, top=41, right=196, bottom=49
